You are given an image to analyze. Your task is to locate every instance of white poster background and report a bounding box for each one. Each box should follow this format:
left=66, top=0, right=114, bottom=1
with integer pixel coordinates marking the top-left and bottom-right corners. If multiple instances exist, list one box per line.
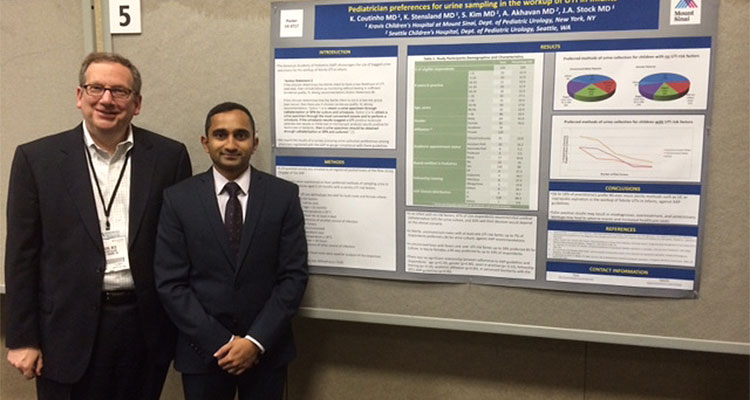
left=549, top=190, right=701, bottom=225
left=277, top=165, right=396, bottom=271
left=554, top=48, right=710, bottom=110
left=406, top=52, right=543, bottom=210
left=546, top=269, right=694, bottom=290
left=550, top=115, right=705, bottom=182
left=275, top=56, right=397, bottom=148
left=279, top=9, right=304, bottom=38
left=406, top=211, right=537, bottom=279
left=547, top=230, right=697, bottom=267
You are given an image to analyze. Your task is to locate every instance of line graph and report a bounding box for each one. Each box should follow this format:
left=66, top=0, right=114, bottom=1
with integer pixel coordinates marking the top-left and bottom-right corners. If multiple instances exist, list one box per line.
left=578, top=136, right=653, bottom=169
left=549, top=116, right=704, bottom=182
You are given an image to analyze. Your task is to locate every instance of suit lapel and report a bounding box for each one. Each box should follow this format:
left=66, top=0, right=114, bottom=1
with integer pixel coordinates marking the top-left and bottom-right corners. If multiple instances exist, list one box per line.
left=59, top=125, right=103, bottom=253
left=236, top=167, right=265, bottom=274
left=197, top=170, right=237, bottom=267
left=128, top=126, right=156, bottom=248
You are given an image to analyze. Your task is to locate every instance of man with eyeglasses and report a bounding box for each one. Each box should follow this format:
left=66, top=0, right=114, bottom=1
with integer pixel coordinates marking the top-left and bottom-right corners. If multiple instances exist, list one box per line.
left=5, top=52, right=192, bottom=400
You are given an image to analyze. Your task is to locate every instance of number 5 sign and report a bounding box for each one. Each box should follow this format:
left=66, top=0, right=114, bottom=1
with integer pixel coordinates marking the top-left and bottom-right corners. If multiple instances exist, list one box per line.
left=109, top=0, right=141, bottom=34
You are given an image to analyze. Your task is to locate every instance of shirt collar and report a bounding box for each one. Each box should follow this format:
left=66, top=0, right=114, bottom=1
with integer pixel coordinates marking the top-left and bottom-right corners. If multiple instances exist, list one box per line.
left=212, top=166, right=251, bottom=196
left=82, top=122, right=134, bottom=156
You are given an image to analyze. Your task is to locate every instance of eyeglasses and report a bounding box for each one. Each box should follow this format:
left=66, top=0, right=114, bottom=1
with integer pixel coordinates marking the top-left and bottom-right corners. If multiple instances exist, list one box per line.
left=82, top=84, right=135, bottom=100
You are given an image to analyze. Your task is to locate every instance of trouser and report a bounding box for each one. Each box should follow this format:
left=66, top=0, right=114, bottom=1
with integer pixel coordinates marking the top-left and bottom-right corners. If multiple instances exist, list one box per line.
left=36, top=297, right=169, bottom=400
left=181, top=365, right=287, bottom=400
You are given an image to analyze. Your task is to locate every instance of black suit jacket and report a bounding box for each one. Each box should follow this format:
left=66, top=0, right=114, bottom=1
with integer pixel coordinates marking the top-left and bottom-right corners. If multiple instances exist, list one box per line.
left=154, top=167, right=308, bottom=374
left=4, top=124, right=192, bottom=383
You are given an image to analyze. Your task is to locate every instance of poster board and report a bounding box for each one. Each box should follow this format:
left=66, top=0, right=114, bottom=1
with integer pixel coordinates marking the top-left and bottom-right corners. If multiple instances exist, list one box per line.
left=271, top=0, right=718, bottom=298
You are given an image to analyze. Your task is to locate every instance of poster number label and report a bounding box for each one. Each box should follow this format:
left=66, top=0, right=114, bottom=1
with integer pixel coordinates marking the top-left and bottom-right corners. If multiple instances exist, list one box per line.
left=109, top=0, right=141, bottom=34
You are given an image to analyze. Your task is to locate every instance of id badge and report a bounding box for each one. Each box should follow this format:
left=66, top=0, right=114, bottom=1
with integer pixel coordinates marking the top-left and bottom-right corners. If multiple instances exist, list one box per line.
left=102, top=230, right=129, bottom=272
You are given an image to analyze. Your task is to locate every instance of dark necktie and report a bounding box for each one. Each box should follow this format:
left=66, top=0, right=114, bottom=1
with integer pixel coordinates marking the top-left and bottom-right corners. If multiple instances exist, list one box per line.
left=223, top=182, right=243, bottom=256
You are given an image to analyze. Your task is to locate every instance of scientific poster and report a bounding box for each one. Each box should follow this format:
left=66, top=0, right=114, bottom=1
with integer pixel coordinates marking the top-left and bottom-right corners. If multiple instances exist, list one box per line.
left=271, top=0, right=717, bottom=297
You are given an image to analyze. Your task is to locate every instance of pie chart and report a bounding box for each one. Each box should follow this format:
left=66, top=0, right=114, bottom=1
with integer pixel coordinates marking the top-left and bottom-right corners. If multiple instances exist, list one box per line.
left=639, top=73, right=690, bottom=101
left=566, top=74, right=616, bottom=102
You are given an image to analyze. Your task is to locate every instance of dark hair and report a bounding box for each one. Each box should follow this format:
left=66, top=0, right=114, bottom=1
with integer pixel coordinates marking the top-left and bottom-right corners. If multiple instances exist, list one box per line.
left=79, top=52, right=142, bottom=94
left=204, top=102, right=256, bottom=135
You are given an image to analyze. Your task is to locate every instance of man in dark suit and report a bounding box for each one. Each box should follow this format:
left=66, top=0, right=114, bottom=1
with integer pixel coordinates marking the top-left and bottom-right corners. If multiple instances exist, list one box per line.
left=4, top=52, right=192, bottom=400
left=154, top=102, right=308, bottom=399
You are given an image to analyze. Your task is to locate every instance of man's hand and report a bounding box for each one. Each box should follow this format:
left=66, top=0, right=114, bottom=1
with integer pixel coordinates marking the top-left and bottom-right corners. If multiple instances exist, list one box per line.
left=7, top=347, right=43, bottom=379
left=213, top=336, right=260, bottom=375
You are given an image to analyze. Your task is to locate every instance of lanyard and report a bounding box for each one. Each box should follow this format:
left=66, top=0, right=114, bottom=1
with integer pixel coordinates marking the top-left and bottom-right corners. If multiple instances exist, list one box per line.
left=85, top=146, right=131, bottom=231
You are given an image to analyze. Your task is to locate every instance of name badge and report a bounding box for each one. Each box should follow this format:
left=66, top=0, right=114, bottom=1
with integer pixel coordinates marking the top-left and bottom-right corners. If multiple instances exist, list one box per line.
left=102, top=230, right=129, bottom=272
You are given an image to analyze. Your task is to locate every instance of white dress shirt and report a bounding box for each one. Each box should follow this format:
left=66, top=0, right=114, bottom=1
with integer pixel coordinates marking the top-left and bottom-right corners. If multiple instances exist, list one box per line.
left=211, top=167, right=250, bottom=221
left=83, top=123, right=135, bottom=291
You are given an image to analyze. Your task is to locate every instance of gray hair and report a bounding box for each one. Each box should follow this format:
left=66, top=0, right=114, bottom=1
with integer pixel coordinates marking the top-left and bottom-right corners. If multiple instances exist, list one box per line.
left=78, top=52, right=142, bottom=94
